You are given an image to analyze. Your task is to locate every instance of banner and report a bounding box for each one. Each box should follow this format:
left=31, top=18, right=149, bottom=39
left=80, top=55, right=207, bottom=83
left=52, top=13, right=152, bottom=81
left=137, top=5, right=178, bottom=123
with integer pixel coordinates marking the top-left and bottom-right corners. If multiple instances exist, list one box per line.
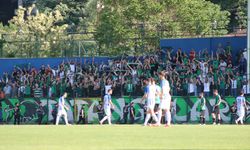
left=0, top=96, right=249, bottom=124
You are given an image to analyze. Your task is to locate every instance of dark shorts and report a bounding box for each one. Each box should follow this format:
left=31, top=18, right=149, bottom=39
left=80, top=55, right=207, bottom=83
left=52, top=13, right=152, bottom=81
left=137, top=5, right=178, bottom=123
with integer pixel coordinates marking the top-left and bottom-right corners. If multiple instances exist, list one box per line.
left=200, top=110, right=205, bottom=117
left=213, top=106, right=220, bottom=114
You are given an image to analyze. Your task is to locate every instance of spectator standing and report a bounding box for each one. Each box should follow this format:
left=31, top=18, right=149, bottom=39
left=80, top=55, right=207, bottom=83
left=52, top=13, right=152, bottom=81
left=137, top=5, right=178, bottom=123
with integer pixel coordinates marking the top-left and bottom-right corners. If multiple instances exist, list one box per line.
left=230, top=102, right=237, bottom=124
left=242, top=80, right=250, bottom=96
left=52, top=103, right=58, bottom=124
left=77, top=105, right=86, bottom=124
left=189, top=49, right=196, bottom=61
left=170, top=101, right=176, bottom=124
left=216, top=43, right=225, bottom=60
left=3, top=83, right=12, bottom=98
left=188, top=78, right=195, bottom=96
left=239, top=54, right=247, bottom=74
left=33, top=84, right=42, bottom=99
left=219, top=60, right=227, bottom=73
left=18, top=84, right=25, bottom=98
left=0, top=89, right=5, bottom=100
left=129, top=102, right=135, bottom=124
left=96, top=102, right=103, bottom=122
left=104, top=81, right=112, bottom=95
left=229, top=76, right=237, bottom=97
left=14, top=103, right=21, bottom=125
left=11, top=82, right=18, bottom=98
left=203, top=78, right=212, bottom=97
left=218, top=77, right=226, bottom=97
left=123, top=104, right=129, bottom=124
left=36, top=102, right=44, bottom=125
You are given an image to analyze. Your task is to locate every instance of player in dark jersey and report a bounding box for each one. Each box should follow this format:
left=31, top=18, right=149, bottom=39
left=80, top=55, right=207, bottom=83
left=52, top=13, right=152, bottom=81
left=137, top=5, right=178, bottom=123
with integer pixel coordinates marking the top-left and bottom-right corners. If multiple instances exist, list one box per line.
left=212, top=89, right=222, bottom=125
left=199, top=92, right=206, bottom=125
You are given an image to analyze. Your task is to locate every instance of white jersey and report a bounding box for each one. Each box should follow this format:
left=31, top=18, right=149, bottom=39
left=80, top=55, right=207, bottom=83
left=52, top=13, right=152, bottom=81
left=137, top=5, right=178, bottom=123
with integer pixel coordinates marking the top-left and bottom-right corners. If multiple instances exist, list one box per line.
left=231, top=79, right=237, bottom=89
left=103, top=94, right=112, bottom=116
left=160, top=79, right=170, bottom=96
left=147, top=84, right=157, bottom=100
left=203, top=82, right=210, bottom=92
left=103, top=94, right=111, bottom=109
left=236, top=96, right=246, bottom=110
left=70, top=64, right=75, bottom=72
left=105, top=85, right=112, bottom=94
left=160, top=79, right=171, bottom=109
left=243, top=84, right=250, bottom=94
left=58, top=96, right=66, bottom=111
left=144, top=84, right=157, bottom=109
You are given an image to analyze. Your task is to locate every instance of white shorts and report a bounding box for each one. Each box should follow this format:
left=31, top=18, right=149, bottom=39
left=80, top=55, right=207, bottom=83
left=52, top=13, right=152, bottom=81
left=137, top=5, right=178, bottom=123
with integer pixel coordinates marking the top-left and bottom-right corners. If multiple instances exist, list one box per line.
left=147, top=98, right=155, bottom=110
left=104, top=107, right=111, bottom=116
left=57, top=109, right=67, bottom=117
left=237, top=109, right=245, bottom=118
left=159, top=95, right=171, bottom=110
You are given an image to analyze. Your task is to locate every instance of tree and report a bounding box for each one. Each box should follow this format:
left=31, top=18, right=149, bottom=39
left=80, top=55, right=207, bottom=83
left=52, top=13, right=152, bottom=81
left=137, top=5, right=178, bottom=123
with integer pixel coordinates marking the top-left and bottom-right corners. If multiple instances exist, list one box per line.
left=95, top=0, right=230, bottom=56
left=6, top=6, right=68, bottom=57
left=208, top=0, right=247, bottom=30
left=35, top=0, right=94, bottom=32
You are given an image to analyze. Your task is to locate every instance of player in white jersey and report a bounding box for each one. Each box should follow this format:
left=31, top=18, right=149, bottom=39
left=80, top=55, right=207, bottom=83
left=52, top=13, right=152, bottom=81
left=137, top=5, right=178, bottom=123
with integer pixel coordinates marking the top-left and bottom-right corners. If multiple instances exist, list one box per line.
left=235, top=91, right=247, bottom=125
left=56, top=92, right=70, bottom=125
left=157, top=71, right=172, bottom=127
left=100, top=89, right=114, bottom=125
left=140, top=78, right=159, bottom=126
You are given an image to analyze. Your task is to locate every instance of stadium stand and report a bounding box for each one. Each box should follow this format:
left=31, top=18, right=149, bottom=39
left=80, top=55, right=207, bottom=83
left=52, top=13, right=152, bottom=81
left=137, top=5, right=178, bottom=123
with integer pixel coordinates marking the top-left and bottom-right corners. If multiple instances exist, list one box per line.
left=0, top=44, right=249, bottom=100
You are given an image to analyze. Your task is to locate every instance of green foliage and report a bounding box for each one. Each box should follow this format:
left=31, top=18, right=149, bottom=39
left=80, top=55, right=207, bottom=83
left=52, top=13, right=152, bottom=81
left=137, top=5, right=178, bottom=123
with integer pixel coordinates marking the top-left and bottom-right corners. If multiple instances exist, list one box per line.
left=0, top=0, right=239, bottom=57
left=95, top=0, right=230, bottom=55
left=208, top=0, right=247, bottom=29
left=4, top=6, right=68, bottom=57
left=36, top=0, right=94, bottom=32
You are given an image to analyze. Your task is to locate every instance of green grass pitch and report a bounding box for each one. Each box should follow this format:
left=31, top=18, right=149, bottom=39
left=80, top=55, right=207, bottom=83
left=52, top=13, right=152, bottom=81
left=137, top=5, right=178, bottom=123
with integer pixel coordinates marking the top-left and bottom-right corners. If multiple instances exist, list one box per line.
left=0, top=125, right=249, bottom=150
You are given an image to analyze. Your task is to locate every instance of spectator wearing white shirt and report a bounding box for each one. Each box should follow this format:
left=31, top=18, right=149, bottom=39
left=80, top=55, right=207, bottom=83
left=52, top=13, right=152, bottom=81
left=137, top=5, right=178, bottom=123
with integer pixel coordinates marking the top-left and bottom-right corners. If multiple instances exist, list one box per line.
left=3, top=83, right=12, bottom=98
left=219, top=60, right=227, bottom=73
left=105, top=81, right=112, bottom=95
left=131, top=66, right=138, bottom=85
left=229, top=76, right=237, bottom=97
left=194, top=59, right=210, bottom=78
left=69, top=60, right=76, bottom=73
left=188, top=78, right=195, bottom=96
left=242, top=80, right=250, bottom=96
left=203, top=78, right=213, bottom=97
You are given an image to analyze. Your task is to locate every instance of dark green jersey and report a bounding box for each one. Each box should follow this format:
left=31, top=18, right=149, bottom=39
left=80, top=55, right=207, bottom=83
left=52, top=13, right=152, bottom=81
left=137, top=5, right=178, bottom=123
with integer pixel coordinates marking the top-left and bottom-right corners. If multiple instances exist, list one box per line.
left=219, top=80, right=225, bottom=89
left=200, top=97, right=206, bottom=110
left=213, top=60, right=219, bottom=69
left=215, top=94, right=221, bottom=106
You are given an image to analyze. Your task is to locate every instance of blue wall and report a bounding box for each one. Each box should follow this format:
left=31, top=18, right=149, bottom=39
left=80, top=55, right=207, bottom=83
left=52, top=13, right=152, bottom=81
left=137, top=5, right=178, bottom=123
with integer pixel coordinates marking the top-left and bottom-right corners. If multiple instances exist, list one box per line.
left=0, top=36, right=247, bottom=76
left=0, top=57, right=110, bottom=76
left=160, top=36, right=247, bottom=56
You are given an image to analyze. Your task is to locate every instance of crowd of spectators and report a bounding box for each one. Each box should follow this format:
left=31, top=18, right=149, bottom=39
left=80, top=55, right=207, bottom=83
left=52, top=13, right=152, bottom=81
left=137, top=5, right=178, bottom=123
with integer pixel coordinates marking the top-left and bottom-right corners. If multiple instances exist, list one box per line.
left=0, top=43, right=249, bottom=100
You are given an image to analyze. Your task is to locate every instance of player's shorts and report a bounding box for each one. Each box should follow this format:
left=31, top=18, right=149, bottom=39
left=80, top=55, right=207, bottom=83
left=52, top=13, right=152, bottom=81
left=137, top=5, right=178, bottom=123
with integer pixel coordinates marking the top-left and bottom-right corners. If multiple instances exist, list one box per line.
left=147, top=98, right=155, bottom=110
left=237, top=109, right=245, bottom=118
left=104, top=107, right=111, bottom=116
left=159, top=95, right=171, bottom=110
left=212, top=106, right=220, bottom=114
left=57, top=109, right=67, bottom=117
left=200, top=110, right=205, bottom=117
